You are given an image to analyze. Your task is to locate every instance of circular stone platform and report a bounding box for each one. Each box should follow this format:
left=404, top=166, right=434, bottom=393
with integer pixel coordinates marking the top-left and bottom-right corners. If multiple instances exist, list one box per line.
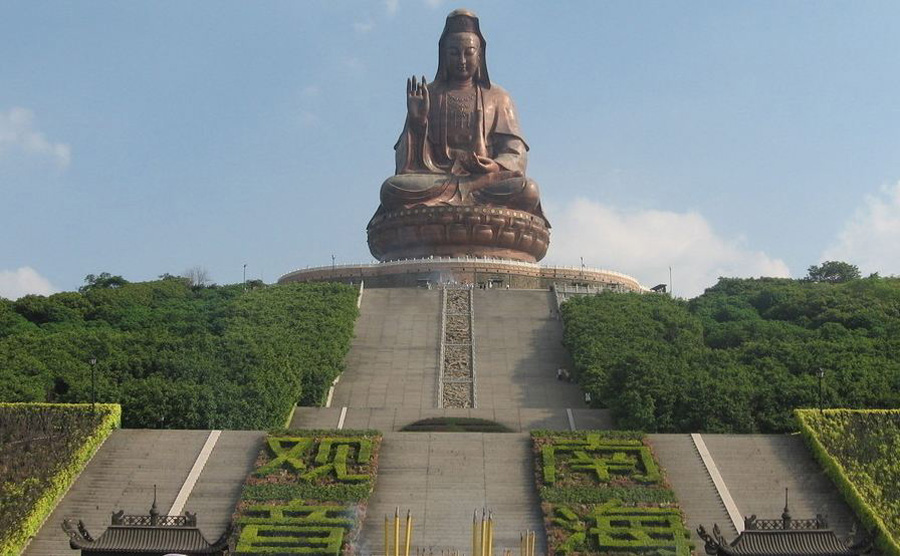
left=278, top=257, right=647, bottom=292
left=367, top=205, right=550, bottom=263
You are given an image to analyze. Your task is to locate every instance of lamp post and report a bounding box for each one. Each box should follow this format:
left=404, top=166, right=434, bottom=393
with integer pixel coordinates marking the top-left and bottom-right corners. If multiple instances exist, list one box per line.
left=89, top=356, right=97, bottom=414
left=243, top=264, right=247, bottom=291
left=816, top=368, right=825, bottom=413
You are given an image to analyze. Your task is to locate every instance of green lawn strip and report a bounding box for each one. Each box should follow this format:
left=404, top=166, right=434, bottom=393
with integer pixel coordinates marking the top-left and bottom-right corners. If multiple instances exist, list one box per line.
left=532, top=430, right=692, bottom=556
left=795, top=409, right=900, bottom=556
left=232, top=430, right=382, bottom=556
left=0, top=403, right=121, bottom=555
left=399, top=417, right=513, bottom=432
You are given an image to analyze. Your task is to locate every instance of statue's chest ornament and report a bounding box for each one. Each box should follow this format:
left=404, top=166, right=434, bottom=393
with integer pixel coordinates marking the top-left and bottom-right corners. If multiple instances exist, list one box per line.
left=446, top=92, right=476, bottom=144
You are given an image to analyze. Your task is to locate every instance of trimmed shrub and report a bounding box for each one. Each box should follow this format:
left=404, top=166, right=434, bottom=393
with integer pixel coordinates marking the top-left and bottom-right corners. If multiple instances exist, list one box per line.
left=0, top=403, right=120, bottom=554
left=532, top=430, right=691, bottom=556
left=796, top=409, right=900, bottom=556
left=232, top=430, right=382, bottom=555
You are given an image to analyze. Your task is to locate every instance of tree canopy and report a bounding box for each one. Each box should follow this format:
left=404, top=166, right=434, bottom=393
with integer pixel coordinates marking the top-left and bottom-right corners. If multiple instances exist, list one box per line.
left=805, top=260, right=862, bottom=283
left=0, top=279, right=359, bottom=429
left=562, top=275, right=900, bottom=433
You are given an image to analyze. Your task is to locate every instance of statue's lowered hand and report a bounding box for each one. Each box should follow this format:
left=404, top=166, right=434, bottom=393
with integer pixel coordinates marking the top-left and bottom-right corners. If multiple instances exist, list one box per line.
left=406, top=75, right=429, bottom=126
left=468, top=154, right=500, bottom=174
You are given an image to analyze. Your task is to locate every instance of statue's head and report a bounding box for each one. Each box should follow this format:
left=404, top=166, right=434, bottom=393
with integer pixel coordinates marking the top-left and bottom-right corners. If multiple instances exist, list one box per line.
left=435, top=9, right=490, bottom=88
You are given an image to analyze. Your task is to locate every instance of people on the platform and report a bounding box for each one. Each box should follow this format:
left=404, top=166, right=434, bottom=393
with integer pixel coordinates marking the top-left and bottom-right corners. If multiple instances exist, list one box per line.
left=378, top=9, right=547, bottom=224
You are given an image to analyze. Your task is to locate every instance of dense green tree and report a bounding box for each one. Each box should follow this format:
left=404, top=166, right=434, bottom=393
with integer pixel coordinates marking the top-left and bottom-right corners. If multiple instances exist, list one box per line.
left=0, top=278, right=359, bottom=429
left=79, top=272, right=129, bottom=292
left=805, top=260, right=862, bottom=283
left=563, top=276, right=900, bottom=433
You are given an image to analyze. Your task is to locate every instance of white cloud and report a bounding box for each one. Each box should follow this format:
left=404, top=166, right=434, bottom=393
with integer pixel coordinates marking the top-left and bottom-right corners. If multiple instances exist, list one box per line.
left=298, top=110, right=318, bottom=127
left=301, top=85, right=320, bottom=97
left=353, top=20, right=375, bottom=33
left=424, top=0, right=443, bottom=8
left=0, top=267, right=57, bottom=300
left=0, top=107, right=71, bottom=169
left=385, top=0, right=399, bottom=15
left=821, top=181, right=900, bottom=276
left=545, top=198, right=791, bottom=298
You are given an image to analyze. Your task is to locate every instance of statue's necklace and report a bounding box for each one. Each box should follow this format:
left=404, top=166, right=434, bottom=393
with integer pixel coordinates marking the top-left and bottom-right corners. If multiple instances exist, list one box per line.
left=446, top=88, right=476, bottom=146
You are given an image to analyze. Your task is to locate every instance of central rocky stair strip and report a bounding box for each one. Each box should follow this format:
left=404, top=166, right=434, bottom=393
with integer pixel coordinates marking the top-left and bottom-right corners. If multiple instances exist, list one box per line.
left=440, top=287, right=476, bottom=408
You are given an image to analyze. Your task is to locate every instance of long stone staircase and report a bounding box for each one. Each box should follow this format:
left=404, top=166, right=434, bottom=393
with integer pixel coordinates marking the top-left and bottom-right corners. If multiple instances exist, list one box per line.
left=336, top=287, right=585, bottom=553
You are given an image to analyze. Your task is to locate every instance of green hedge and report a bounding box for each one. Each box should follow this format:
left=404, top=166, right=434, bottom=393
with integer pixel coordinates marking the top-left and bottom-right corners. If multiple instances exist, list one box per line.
left=235, top=524, right=346, bottom=555
left=241, top=483, right=373, bottom=503
left=532, top=430, right=692, bottom=555
left=232, top=430, right=382, bottom=555
left=796, top=409, right=900, bottom=556
left=0, top=403, right=120, bottom=555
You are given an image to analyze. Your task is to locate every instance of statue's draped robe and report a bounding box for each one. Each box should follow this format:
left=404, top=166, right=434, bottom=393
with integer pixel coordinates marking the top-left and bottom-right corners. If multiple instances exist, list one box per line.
left=381, top=82, right=546, bottom=222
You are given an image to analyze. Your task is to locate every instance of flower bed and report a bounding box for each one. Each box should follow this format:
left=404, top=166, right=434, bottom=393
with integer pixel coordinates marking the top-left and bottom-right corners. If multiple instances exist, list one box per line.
left=232, top=429, right=381, bottom=555
left=796, top=409, right=900, bottom=556
left=0, top=402, right=121, bottom=554
left=532, top=430, right=692, bottom=556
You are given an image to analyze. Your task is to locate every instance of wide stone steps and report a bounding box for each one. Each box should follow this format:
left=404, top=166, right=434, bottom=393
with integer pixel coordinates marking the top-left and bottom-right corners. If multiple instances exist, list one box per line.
left=23, top=429, right=262, bottom=556
left=473, top=289, right=585, bottom=409
left=331, top=288, right=441, bottom=409
left=358, top=432, right=546, bottom=555
left=648, top=434, right=738, bottom=542
left=702, top=434, right=857, bottom=538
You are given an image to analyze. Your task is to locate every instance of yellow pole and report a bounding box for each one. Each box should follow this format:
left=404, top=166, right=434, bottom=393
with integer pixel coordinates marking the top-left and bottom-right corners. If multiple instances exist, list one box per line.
left=529, top=531, right=536, bottom=556
left=480, top=511, right=488, bottom=556
left=473, top=511, right=479, bottom=556
left=394, top=507, right=400, bottom=556
left=486, top=512, right=493, bottom=556
left=385, top=516, right=390, bottom=556
left=404, top=509, right=413, bottom=556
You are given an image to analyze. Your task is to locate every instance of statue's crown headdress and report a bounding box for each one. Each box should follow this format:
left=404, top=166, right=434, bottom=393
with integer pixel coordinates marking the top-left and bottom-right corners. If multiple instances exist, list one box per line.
left=443, top=9, right=481, bottom=34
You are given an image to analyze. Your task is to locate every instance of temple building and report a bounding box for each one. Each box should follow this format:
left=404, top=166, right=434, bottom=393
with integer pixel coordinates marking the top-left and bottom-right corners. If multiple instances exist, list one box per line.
left=697, top=492, right=870, bottom=556
left=61, top=494, right=228, bottom=556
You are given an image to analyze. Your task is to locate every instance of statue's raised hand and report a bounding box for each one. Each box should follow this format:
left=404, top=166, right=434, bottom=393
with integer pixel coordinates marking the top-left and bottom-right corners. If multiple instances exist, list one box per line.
left=406, top=75, right=429, bottom=126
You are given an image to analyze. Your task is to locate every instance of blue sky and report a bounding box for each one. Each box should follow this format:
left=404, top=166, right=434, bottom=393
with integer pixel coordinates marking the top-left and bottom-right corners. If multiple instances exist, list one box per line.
left=2, top=1, right=899, bottom=298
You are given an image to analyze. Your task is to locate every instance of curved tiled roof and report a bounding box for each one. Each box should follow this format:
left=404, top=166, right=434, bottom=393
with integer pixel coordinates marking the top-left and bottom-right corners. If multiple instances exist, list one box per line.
left=62, top=519, right=228, bottom=555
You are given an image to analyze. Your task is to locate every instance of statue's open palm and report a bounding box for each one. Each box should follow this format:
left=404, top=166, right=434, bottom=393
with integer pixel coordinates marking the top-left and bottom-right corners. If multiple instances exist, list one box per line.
left=407, top=75, right=429, bottom=125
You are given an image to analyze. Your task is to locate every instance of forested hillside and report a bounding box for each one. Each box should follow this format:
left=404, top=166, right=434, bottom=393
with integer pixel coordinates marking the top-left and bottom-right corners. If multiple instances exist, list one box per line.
left=0, top=278, right=359, bottom=429
left=562, top=276, right=900, bottom=433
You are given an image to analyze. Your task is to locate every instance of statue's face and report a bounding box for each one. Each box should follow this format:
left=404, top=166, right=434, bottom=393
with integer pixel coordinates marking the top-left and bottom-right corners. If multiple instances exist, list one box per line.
left=443, top=32, right=481, bottom=82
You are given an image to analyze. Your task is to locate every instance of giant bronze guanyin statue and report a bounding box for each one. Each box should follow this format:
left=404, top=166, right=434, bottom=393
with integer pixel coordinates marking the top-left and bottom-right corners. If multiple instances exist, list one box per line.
left=367, top=9, right=550, bottom=263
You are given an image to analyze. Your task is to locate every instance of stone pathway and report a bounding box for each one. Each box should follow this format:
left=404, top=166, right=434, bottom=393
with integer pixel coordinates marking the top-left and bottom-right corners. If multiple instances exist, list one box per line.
left=703, top=434, right=857, bottom=537
left=473, top=289, right=585, bottom=408
left=23, top=429, right=262, bottom=556
left=330, top=288, right=441, bottom=409
left=359, top=432, right=546, bottom=555
left=649, top=434, right=738, bottom=543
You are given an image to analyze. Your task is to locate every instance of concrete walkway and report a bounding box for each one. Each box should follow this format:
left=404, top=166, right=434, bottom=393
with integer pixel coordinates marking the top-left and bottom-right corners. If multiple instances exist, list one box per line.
left=331, top=288, right=441, bottom=408
left=474, top=289, right=585, bottom=408
left=650, top=434, right=860, bottom=546
left=649, top=434, right=738, bottom=543
left=703, top=434, right=857, bottom=537
left=24, top=429, right=262, bottom=556
left=359, top=432, right=545, bottom=555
